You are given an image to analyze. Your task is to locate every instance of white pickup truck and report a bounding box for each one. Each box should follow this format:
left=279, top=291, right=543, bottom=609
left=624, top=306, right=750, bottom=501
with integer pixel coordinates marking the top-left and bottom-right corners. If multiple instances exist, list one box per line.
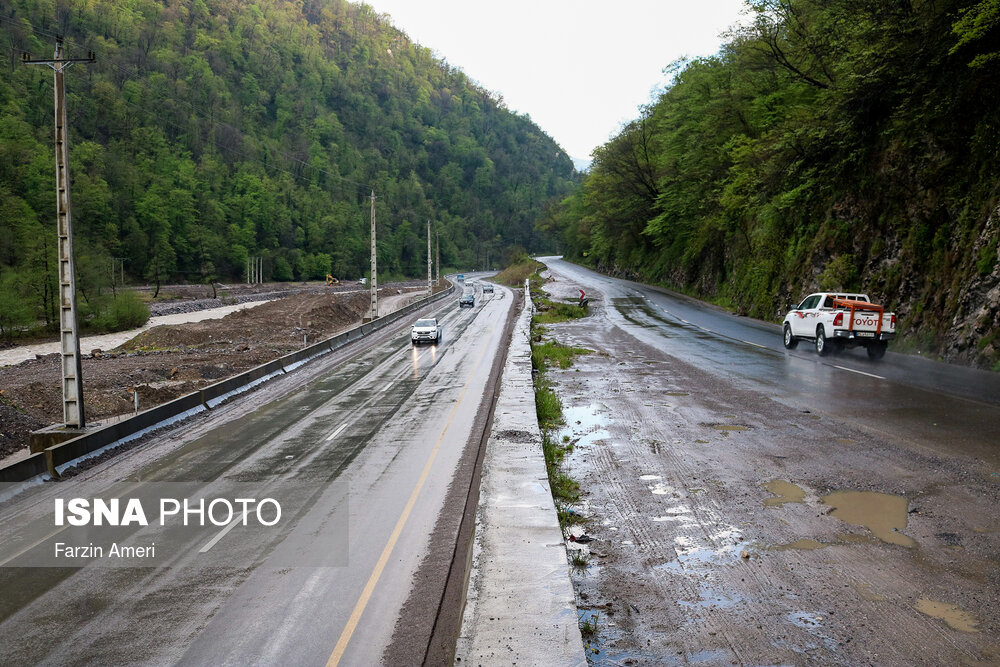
left=411, top=317, right=442, bottom=345
left=782, top=292, right=896, bottom=359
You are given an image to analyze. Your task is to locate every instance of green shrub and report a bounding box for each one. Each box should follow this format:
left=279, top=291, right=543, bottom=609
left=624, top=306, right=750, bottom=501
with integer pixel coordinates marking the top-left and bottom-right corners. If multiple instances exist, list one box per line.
left=101, top=291, right=151, bottom=331
left=0, top=277, right=32, bottom=339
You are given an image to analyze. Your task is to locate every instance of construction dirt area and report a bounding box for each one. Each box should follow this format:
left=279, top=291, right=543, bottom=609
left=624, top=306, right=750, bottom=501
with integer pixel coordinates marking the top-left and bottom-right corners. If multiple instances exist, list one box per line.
left=0, top=282, right=430, bottom=462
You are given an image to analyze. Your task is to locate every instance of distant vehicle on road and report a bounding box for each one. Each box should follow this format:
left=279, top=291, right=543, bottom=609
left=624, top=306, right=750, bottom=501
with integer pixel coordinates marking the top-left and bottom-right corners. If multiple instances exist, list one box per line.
left=358, top=277, right=367, bottom=285
left=457, top=274, right=465, bottom=282
left=482, top=283, right=494, bottom=293
left=411, top=318, right=442, bottom=345
left=783, top=292, right=896, bottom=359
left=459, top=293, right=475, bottom=308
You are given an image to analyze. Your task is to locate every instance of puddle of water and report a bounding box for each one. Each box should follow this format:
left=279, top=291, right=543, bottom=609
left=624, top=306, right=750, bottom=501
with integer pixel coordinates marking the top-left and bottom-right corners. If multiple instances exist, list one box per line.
left=773, top=538, right=828, bottom=551
left=679, top=581, right=745, bottom=610
left=639, top=474, right=661, bottom=481
left=649, top=483, right=675, bottom=495
left=709, top=423, right=750, bottom=432
left=786, top=611, right=838, bottom=651
left=763, top=480, right=806, bottom=507
left=657, top=537, right=744, bottom=572
left=651, top=507, right=692, bottom=522
left=665, top=392, right=689, bottom=397
left=821, top=490, right=916, bottom=547
left=915, top=598, right=979, bottom=632
left=560, top=403, right=611, bottom=449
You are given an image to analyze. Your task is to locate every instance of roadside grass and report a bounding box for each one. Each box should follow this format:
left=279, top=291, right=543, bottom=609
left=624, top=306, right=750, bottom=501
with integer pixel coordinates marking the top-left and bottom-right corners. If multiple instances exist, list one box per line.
left=535, top=378, right=563, bottom=428
left=570, top=551, right=590, bottom=569
left=494, top=258, right=545, bottom=286
left=526, top=266, right=591, bottom=532
left=534, top=300, right=589, bottom=325
left=532, top=340, right=592, bottom=370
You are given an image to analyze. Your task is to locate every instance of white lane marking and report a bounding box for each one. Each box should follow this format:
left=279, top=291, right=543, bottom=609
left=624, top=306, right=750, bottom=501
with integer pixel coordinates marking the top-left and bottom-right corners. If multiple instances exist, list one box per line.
left=199, top=515, right=242, bottom=553
left=326, top=422, right=348, bottom=442
left=743, top=340, right=768, bottom=349
left=680, top=319, right=690, bottom=324
left=380, top=381, right=393, bottom=393
left=833, top=365, right=885, bottom=380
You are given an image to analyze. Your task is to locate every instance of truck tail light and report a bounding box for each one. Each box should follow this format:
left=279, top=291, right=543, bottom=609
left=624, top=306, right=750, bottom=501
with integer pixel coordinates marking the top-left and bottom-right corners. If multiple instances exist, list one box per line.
left=891, top=314, right=896, bottom=328
left=833, top=312, right=843, bottom=326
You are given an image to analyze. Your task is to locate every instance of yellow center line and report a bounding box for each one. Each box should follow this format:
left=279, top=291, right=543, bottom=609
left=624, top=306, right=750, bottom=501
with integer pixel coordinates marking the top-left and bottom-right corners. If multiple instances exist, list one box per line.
left=326, top=320, right=497, bottom=667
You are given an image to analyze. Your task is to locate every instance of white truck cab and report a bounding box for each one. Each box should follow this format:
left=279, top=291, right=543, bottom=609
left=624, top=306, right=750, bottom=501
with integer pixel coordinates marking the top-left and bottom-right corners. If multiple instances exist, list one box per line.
left=783, top=292, right=896, bottom=359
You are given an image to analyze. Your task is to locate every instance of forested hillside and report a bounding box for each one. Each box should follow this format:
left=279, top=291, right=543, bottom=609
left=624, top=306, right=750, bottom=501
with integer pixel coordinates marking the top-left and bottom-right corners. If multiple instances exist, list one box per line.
left=544, top=0, right=1000, bottom=369
left=0, top=0, right=574, bottom=332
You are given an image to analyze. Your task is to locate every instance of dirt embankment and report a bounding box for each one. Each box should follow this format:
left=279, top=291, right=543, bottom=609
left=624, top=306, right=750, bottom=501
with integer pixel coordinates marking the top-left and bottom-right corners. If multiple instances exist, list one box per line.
left=0, top=289, right=391, bottom=461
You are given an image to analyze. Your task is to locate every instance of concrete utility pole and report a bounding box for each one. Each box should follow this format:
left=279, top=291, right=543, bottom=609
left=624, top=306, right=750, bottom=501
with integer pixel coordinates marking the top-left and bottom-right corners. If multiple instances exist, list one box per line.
left=23, top=38, right=94, bottom=429
left=427, top=219, right=432, bottom=294
left=435, top=232, right=440, bottom=287
left=370, top=191, right=378, bottom=320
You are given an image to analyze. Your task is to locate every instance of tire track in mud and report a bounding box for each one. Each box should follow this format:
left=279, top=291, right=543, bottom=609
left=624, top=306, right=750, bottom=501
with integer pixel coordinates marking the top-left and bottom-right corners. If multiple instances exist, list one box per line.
left=594, top=355, right=777, bottom=663
left=585, top=437, right=744, bottom=663
left=562, top=327, right=986, bottom=664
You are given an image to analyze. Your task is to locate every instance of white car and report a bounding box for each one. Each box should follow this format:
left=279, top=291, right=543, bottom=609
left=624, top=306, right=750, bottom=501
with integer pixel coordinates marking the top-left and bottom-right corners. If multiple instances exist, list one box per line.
left=411, top=318, right=442, bottom=345
left=782, top=292, right=896, bottom=359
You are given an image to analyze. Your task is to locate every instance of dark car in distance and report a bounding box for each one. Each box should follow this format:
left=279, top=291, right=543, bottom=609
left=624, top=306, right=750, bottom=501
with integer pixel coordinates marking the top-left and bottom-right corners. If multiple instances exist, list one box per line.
left=459, top=293, right=475, bottom=308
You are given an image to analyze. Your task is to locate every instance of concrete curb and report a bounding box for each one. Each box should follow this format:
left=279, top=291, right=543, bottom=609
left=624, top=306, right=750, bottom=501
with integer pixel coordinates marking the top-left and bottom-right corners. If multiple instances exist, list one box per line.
left=456, top=283, right=587, bottom=666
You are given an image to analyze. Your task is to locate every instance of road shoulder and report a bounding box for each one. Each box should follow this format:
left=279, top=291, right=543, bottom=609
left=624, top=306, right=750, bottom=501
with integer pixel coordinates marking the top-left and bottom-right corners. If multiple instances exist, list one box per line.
left=455, top=287, right=587, bottom=665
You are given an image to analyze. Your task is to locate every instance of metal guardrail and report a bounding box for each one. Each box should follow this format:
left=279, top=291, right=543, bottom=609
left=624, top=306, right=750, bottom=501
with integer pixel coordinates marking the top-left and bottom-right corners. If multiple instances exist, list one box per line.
left=0, top=285, right=456, bottom=484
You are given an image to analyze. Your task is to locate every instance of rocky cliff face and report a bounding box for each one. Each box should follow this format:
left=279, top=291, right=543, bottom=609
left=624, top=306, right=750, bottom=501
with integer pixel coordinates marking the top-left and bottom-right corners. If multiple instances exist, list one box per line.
left=943, top=206, right=1000, bottom=368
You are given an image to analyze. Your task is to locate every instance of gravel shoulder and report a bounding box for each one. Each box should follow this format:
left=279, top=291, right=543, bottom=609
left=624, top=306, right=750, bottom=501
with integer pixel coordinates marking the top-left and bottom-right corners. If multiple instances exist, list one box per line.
left=536, top=270, right=999, bottom=665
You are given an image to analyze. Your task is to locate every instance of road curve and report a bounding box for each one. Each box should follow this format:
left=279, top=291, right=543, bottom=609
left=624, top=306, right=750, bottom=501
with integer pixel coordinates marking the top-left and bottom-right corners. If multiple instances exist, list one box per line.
left=540, top=256, right=1000, bottom=465
left=533, top=256, right=1000, bottom=665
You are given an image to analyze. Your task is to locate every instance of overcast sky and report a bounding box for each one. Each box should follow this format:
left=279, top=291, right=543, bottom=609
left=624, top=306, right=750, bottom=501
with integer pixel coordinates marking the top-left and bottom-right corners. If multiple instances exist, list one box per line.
left=363, top=0, right=748, bottom=165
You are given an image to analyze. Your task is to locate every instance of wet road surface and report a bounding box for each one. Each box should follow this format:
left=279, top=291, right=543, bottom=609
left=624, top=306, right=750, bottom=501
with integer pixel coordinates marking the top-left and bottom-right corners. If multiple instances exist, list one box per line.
left=0, top=279, right=511, bottom=665
left=537, top=257, right=1000, bottom=665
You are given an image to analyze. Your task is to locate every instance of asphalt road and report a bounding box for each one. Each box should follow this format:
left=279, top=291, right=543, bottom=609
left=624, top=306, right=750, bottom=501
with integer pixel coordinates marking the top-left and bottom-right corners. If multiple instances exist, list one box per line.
left=0, top=278, right=511, bottom=665
left=541, top=256, right=1000, bottom=466
left=536, top=257, right=1000, bottom=665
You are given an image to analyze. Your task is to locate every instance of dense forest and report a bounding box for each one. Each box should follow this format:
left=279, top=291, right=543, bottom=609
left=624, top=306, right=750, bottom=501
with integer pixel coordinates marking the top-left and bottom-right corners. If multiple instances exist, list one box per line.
left=544, top=0, right=1000, bottom=368
left=0, top=0, right=575, bottom=332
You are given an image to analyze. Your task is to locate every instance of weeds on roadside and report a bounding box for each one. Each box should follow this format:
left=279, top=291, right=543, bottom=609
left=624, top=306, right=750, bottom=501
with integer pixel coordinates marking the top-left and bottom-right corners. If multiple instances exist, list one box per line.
left=532, top=340, right=592, bottom=370
left=579, top=612, right=600, bottom=637
left=535, top=378, right=563, bottom=428
left=570, top=551, right=590, bottom=569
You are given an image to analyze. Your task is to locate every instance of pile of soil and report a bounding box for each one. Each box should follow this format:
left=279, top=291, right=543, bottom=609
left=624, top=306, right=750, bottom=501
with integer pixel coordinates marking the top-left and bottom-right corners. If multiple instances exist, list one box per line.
left=0, top=400, right=44, bottom=460
left=0, top=289, right=379, bottom=462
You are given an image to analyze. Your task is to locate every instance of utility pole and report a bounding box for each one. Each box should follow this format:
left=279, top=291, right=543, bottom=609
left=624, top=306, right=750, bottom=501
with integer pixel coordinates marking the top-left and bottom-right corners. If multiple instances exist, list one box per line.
left=435, top=232, right=440, bottom=287
left=427, top=220, right=432, bottom=294
left=23, top=38, right=94, bottom=429
left=370, top=191, right=378, bottom=320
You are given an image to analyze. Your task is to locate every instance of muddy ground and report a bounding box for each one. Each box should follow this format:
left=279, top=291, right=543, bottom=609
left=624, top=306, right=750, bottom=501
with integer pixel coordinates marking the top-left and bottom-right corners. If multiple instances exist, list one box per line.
left=536, top=273, right=999, bottom=665
left=0, top=283, right=427, bottom=461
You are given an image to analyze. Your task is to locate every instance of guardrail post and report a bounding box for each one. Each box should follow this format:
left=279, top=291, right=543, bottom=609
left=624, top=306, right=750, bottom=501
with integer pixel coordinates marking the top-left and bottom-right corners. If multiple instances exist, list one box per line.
left=44, top=448, right=59, bottom=479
